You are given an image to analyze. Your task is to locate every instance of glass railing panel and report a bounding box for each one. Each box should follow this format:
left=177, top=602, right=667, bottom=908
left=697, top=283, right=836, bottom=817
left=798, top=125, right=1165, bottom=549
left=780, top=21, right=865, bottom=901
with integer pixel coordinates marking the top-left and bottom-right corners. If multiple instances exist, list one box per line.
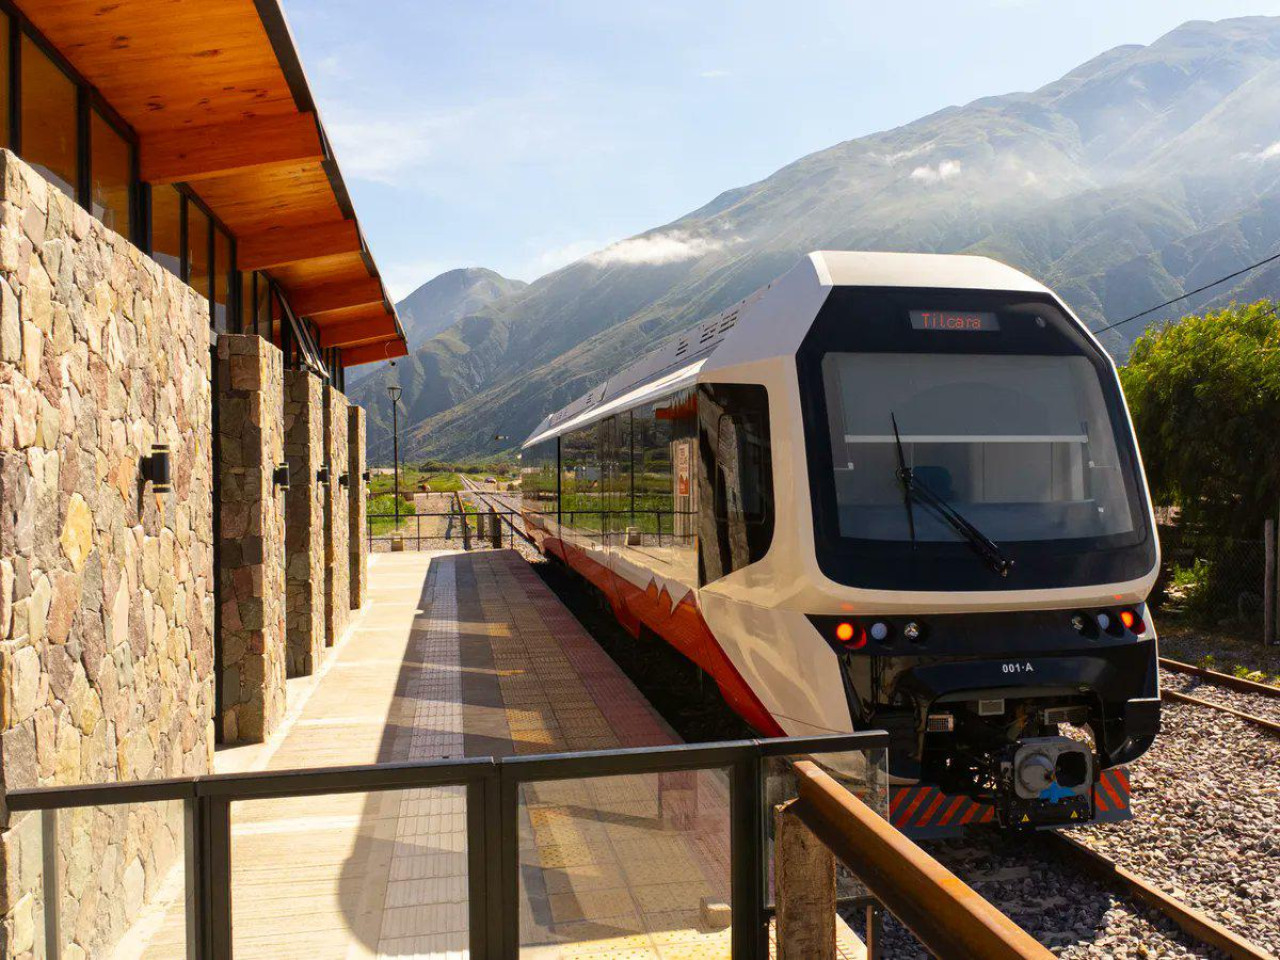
left=518, top=769, right=733, bottom=957
left=764, top=746, right=889, bottom=905
left=230, top=786, right=469, bottom=958
left=28, top=799, right=190, bottom=959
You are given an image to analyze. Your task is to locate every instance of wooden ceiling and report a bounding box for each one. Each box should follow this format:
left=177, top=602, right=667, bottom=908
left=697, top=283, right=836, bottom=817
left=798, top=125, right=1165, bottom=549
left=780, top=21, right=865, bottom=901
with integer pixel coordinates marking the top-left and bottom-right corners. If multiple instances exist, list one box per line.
left=18, top=0, right=405, bottom=366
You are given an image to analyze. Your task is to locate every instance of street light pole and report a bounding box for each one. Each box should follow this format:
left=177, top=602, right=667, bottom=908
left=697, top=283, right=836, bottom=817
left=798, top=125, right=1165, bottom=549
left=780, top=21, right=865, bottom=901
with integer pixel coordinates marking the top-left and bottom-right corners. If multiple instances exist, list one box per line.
left=387, top=385, right=402, bottom=528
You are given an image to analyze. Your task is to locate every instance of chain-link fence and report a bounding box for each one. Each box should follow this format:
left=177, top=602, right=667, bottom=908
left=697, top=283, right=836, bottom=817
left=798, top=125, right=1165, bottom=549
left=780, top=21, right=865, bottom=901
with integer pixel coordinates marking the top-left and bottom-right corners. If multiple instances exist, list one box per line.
left=1153, top=523, right=1268, bottom=636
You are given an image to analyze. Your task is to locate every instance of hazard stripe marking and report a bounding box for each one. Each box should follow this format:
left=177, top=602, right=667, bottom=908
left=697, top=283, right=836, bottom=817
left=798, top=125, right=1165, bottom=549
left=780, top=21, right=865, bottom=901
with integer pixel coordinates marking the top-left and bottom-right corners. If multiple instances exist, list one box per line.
left=918, top=792, right=946, bottom=825
left=979, top=806, right=994, bottom=823
left=1112, top=767, right=1131, bottom=795
left=959, top=802, right=980, bottom=825
left=900, top=787, right=932, bottom=824
left=1094, top=785, right=1110, bottom=812
left=1100, top=773, right=1125, bottom=811
left=938, top=795, right=967, bottom=826
left=890, top=787, right=916, bottom=817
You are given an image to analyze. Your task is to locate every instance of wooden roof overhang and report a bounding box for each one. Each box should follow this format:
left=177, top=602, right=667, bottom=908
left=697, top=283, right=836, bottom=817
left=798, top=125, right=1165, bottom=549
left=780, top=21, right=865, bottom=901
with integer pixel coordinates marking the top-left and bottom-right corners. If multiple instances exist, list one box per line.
left=20, top=0, right=407, bottom=366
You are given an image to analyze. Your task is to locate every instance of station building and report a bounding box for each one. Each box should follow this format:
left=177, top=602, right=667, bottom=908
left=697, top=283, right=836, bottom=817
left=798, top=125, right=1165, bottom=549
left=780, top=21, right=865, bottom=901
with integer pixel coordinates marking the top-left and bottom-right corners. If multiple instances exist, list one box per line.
left=0, top=1, right=408, bottom=953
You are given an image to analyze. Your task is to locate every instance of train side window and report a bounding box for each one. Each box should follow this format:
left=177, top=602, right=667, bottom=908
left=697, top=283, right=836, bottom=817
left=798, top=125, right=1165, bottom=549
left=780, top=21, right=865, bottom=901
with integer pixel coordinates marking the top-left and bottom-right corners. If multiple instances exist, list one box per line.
left=698, top=384, right=774, bottom=584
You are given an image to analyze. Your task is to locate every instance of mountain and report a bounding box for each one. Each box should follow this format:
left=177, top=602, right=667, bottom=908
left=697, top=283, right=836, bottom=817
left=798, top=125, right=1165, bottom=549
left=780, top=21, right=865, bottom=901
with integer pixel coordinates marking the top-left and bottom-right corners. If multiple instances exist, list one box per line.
left=351, top=16, right=1280, bottom=463
left=346, top=267, right=525, bottom=386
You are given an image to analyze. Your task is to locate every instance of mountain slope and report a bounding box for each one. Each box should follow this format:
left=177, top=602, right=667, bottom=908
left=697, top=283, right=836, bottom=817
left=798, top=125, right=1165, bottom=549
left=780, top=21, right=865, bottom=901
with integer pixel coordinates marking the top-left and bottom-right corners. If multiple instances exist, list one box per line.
left=346, top=267, right=525, bottom=388
left=352, top=16, right=1280, bottom=463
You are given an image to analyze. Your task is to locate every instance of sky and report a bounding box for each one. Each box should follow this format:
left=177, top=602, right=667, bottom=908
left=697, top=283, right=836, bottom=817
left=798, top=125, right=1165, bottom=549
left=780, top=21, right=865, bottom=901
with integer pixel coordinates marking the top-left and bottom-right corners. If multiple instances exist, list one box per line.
left=284, top=0, right=1280, bottom=299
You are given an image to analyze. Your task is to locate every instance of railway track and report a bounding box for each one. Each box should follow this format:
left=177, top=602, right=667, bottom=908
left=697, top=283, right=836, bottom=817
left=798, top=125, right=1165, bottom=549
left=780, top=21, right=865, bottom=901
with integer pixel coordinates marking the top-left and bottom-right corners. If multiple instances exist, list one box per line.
left=1159, top=656, right=1280, bottom=736
left=1046, top=832, right=1276, bottom=960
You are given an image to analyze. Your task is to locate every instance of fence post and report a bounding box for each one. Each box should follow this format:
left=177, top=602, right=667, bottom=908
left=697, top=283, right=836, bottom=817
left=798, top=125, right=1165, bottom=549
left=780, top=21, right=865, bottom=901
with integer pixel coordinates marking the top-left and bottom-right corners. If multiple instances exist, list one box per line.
left=41, top=809, right=60, bottom=960
left=730, top=754, right=765, bottom=960
left=775, top=799, right=836, bottom=960
left=490, top=506, right=502, bottom=549
left=1267, top=518, right=1276, bottom=645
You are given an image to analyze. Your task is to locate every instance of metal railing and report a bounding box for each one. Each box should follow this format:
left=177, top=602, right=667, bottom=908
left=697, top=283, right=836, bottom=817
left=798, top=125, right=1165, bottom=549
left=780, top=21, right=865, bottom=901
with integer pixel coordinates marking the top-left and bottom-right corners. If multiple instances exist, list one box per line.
left=366, top=508, right=524, bottom=552
left=551, top=508, right=698, bottom=546
left=6, top=733, right=887, bottom=960
left=788, top=760, right=1054, bottom=960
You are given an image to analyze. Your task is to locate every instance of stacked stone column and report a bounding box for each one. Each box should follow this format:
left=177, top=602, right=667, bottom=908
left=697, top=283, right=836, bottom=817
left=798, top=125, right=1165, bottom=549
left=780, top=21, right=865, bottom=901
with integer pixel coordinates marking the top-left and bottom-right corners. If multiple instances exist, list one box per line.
left=216, top=335, right=286, bottom=744
left=283, top=370, right=324, bottom=676
left=0, top=150, right=214, bottom=958
left=347, top=405, right=368, bottom=609
left=322, top=386, right=350, bottom=645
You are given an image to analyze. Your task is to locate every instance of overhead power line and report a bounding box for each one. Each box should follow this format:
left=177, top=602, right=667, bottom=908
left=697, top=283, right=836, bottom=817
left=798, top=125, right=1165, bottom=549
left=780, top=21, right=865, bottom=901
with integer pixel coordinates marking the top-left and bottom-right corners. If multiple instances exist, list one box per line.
left=1091, top=249, right=1280, bottom=335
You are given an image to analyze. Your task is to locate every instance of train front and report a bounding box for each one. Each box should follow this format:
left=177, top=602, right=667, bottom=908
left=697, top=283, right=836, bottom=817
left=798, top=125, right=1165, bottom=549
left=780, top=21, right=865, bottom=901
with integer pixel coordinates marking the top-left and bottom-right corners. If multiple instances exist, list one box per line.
left=705, top=254, right=1161, bottom=832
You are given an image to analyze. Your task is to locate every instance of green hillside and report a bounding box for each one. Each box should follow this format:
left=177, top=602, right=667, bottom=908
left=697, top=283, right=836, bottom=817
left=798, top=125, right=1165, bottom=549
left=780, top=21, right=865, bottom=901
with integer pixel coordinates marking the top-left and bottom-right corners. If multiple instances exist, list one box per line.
left=351, top=16, right=1280, bottom=462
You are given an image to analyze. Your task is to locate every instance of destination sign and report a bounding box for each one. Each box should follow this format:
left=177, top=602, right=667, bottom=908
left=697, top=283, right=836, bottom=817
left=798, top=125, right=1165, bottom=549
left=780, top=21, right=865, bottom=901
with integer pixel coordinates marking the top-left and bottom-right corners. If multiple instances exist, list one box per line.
left=909, top=310, right=1001, bottom=332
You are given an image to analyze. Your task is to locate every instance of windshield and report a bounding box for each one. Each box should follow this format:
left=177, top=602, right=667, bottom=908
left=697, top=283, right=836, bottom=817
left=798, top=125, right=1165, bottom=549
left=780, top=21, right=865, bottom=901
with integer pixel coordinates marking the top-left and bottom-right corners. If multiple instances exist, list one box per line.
left=822, top=352, right=1136, bottom=543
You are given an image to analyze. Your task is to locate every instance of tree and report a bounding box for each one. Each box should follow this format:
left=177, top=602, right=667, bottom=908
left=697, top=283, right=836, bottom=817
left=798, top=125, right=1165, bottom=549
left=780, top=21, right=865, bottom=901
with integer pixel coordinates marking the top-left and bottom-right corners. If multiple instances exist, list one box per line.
left=1119, top=299, right=1280, bottom=537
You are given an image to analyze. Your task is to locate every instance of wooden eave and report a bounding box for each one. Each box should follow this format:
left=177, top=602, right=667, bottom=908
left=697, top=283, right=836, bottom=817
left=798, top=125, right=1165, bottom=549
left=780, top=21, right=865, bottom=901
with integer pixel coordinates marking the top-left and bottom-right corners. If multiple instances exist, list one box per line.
left=16, top=0, right=405, bottom=365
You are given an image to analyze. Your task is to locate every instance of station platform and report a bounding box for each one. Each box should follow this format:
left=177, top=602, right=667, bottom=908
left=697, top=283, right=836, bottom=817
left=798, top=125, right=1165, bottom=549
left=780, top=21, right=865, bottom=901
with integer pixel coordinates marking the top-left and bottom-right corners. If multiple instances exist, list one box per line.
left=132, top=550, right=863, bottom=959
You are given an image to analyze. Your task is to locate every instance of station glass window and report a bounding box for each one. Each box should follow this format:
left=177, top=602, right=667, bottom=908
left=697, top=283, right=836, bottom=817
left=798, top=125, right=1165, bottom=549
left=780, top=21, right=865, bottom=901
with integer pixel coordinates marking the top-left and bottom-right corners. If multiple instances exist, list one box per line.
left=20, top=36, right=78, bottom=198
left=187, top=203, right=210, bottom=299
left=90, top=109, right=133, bottom=237
left=238, top=271, right=254, bottom=336
left=150, top=185, right=183, bottom=278
left=212, top=226, right=231, bottom=333
left=0, top=19, right=10, bottom=150
left=256, top=273, right=273, bottom=339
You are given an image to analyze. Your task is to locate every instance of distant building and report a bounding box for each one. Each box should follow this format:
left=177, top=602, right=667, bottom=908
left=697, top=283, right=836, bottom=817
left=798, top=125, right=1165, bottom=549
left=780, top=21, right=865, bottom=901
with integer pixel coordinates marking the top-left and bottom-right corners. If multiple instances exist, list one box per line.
left=0, top=2, right=407, bottom=955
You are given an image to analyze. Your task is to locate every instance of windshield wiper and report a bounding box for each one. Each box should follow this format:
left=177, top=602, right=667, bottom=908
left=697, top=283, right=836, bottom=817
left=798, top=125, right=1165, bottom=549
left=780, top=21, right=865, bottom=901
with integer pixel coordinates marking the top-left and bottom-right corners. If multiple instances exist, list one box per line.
left=890, top=413, right=1013, bottom=578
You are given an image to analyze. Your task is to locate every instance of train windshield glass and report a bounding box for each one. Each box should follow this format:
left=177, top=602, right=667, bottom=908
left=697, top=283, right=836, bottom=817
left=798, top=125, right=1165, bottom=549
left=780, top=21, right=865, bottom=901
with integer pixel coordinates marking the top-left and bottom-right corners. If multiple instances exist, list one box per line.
left=821, top=352, right=1136, bottom=542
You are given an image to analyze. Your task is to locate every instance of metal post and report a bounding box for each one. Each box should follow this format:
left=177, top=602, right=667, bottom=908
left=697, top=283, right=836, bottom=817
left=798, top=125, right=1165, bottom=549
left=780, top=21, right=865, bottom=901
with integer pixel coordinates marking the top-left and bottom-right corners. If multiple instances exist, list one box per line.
left=1267, top=517, right=1276, bottom=645
left=392, top=404, right=400, bottom=529
left=196, top=795, right=234, bottom=960
left=41, top=809, right=60, bottom=960
left=731, top=754, right=766, bottom=960
left=865, top=901, right=884, bottom=960
left=499, top=772, right=521, bottom=956
left=387, top=384, right=402, bottom=535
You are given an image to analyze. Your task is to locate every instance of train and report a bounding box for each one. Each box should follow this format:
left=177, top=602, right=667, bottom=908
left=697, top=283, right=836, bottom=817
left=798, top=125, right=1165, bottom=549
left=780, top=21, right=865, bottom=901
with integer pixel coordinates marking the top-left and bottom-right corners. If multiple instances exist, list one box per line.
left=519, top=251, right=1161, bottom=833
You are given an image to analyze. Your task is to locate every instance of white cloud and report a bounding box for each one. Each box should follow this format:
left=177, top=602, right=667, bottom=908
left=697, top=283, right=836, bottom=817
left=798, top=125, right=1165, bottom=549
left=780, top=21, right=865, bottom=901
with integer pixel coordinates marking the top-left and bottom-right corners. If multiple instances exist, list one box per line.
left=1237, top=141, right=1280, bottom=163
left=585, top=230, right=739, bottom=267
left=909, top=159, right=963, bottom=184
left=699, top=69, right=731, bottom=79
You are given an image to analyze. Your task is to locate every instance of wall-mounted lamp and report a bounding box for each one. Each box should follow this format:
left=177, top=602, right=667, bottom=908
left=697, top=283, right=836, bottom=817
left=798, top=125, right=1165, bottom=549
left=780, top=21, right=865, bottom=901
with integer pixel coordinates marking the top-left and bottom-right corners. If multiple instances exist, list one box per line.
left=338, top=472, right=350, bottom=488
left=362, top=470, right=371, bottom=483
left=317, top=465, right=330, bottom=485
left=141, top=444, right=173, bottom=493
left=273, top=463, right=291, bottom=490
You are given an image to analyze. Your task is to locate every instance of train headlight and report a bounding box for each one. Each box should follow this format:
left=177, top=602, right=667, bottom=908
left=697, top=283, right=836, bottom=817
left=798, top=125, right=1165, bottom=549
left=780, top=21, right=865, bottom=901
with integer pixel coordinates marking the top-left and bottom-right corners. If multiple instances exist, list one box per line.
left=869, top=621, right=890, bottom=642
left=1095, top=612, right=1111, bottom=631
left=1070, top=613, right=1087, bottom=633
left=903, top=621, right=922, bottom=642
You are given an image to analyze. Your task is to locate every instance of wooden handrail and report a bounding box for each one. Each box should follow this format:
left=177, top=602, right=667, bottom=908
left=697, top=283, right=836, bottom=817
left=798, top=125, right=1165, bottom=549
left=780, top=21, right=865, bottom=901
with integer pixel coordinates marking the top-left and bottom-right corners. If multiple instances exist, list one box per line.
left=791, top=760, right=1054, bottom=960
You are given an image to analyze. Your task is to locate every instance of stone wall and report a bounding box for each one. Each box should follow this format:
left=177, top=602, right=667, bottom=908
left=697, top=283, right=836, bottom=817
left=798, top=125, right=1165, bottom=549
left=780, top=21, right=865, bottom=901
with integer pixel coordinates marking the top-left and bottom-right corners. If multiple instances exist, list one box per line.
left=347, top=405, right=367, bottom=610
left=0, top=151, right=214, bottom=957
left=215, top=335, right=285, bottom=744
left=283, top=370, right=324, bottom=676
left=323, top=387, right=349, bottom=646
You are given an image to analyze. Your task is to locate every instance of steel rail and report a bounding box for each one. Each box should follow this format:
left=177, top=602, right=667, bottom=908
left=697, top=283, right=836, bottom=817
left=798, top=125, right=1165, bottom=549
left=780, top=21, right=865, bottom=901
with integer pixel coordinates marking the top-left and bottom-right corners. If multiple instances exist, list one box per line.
left=792, top=760, right=1054, bottom=960
left=1160, top=688, right=1280, bottom=736
left=1047, top=833, right=1279, bottom=960
left=1160, top=657, right=1280, bottom=697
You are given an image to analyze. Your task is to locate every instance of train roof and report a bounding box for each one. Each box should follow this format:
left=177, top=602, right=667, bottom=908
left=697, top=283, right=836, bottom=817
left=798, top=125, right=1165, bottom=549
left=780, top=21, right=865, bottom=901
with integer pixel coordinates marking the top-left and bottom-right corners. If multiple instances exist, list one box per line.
left=521, top=251, right=1050, bottom=449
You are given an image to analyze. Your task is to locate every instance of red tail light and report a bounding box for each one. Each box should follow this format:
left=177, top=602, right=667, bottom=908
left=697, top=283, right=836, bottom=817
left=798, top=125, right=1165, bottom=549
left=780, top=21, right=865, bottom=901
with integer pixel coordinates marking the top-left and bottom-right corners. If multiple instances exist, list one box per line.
left=835, top=621, right=866, bottom=649
left=1119, top=609, right=1146, bottom=635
